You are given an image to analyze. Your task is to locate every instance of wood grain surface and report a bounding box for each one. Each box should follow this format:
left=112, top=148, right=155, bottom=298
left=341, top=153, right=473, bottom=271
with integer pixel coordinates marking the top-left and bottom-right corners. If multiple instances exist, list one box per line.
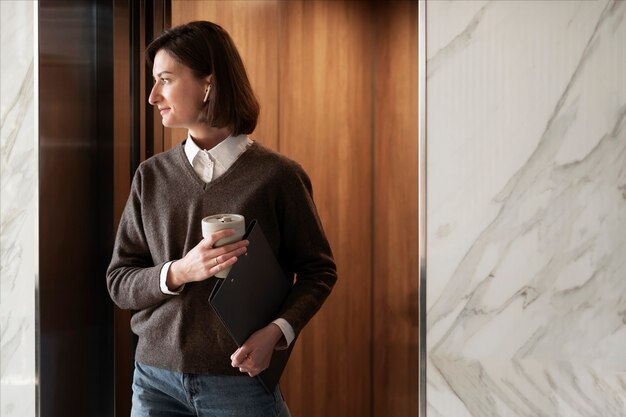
left=170, top=2, right=419, bottom=416
left=373, top=2, right=419, bottom=416
left=170, top=0, right=278, bottom=150
left=277, top=2, right=373, bottom=416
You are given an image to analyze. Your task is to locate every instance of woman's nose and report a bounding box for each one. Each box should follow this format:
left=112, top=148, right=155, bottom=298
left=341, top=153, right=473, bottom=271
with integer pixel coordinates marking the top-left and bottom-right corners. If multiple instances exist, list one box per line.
left=148, top=84, right=160, bottom=105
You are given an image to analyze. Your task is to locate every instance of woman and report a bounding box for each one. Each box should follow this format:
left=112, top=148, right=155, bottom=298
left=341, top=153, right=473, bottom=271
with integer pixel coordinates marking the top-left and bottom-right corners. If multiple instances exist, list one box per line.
left=107, top=21, right=337, bottom=417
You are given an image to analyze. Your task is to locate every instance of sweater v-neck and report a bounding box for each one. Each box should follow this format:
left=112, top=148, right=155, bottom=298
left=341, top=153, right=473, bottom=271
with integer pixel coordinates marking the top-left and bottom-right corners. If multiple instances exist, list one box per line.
left=176, top=140, right=259, bottom=192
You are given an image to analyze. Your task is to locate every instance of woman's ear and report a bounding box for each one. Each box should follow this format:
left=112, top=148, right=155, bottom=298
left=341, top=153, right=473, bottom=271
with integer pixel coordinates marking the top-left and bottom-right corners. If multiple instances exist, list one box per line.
left=203, top=75, right=213, bottom=103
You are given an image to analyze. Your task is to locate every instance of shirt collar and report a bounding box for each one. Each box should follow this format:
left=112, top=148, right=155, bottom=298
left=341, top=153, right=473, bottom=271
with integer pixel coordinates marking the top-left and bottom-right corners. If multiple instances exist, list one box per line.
left=184, top=133, right=252, bottom=171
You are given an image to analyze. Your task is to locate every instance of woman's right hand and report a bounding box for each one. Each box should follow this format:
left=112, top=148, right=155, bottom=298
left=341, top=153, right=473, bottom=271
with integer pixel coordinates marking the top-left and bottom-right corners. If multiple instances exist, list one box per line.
left=166, top=228, right=249, bottom=290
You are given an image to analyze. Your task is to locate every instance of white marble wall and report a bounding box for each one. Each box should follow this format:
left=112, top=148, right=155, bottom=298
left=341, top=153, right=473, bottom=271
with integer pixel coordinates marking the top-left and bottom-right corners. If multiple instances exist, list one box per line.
left=1, top=1, right=38, bottom=417
left=426, top=1, right=626, bottom=416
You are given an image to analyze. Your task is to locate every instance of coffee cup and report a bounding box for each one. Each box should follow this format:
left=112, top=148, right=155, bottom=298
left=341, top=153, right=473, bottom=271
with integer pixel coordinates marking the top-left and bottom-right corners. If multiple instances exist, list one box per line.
left=201, top=214, right=245, bottom=278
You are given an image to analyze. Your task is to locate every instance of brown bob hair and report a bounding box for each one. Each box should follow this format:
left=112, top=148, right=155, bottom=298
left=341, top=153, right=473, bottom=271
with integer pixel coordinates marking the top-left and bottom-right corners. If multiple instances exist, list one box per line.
left=146, top=21, right=259, bottom=136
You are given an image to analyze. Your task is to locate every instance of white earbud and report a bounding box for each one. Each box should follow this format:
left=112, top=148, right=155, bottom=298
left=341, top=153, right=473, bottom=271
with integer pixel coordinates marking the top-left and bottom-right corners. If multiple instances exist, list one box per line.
left=203, top=84, right=211, bottom=103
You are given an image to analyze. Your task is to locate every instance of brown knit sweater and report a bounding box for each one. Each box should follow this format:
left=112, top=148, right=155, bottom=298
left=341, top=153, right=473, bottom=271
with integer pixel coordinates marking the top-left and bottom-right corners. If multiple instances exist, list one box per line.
left=106, top=141, right=337, bottom=375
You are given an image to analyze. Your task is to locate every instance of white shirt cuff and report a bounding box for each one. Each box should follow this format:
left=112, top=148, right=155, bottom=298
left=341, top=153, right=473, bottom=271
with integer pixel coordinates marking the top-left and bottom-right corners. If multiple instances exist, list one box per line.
left=271, top=318, right=295, bottom=349
left=159, top=261, right=184, bottom=295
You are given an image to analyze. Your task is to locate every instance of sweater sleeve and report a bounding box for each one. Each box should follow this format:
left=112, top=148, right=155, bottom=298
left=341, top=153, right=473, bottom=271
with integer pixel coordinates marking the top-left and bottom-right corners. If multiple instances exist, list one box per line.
left=276, top=163, right=337, bottom=337
left=106, top=167, right=172, bottom=310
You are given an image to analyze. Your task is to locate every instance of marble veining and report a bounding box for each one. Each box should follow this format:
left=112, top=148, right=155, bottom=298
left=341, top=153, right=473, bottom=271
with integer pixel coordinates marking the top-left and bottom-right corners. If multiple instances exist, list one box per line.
left=426, top=1, right=626, bottom=416
left=1, top=1, right=38, bottom=417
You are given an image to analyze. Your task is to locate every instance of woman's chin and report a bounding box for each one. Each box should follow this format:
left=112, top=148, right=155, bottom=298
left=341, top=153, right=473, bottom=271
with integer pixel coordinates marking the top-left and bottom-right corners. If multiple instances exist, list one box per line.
left=160, top=118, right=174, bottom=127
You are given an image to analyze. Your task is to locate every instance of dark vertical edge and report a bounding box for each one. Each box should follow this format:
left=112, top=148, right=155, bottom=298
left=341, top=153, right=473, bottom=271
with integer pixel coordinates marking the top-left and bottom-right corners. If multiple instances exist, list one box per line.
left=38, top=0, right=114, bottom=414
left=161, top=0, right=172, bottom=152
left=146, top=0, right=170, bottom=156
left=35, top=3, right=41, bottom=415
left=144, top=0, right=155, bottom=159
left=35, top=283, right=40, bottom=417
left=113, top=1, right=135, bottom=414
left=95, top=0, right=115, bottom=411
left=139, top=0, right=147, bottom=164
left=418, top=1, right=427, bottom=416
left=130, top=0, right=141, bottom=174
left=276, top=1, right=281, bottom=152
left=164, top=0, right=171, bottom=29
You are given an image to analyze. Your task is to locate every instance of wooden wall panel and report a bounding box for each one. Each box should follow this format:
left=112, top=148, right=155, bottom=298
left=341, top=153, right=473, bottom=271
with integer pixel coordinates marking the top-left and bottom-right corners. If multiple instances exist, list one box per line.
left=167, top=2, right=419, bottom=417
left=373, top=2, right=419, bottom=417
left=278, top=2, right=373, bottom=417
left=170, top=0, right=278, bottom=150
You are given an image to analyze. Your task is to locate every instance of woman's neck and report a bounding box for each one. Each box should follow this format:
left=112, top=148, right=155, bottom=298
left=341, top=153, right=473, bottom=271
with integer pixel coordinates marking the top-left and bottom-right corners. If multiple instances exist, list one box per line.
left=188, top=125, right=232, bottom=150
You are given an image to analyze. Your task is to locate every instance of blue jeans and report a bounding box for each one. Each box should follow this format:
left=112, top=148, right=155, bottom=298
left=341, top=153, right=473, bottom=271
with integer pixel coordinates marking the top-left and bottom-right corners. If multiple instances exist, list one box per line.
left=131, top=362, right=292, bottom=417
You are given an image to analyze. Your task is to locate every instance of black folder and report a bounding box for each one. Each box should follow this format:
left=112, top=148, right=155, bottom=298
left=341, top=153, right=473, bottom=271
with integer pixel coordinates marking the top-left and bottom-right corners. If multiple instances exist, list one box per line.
left=209, top=219, right=294, bottom=394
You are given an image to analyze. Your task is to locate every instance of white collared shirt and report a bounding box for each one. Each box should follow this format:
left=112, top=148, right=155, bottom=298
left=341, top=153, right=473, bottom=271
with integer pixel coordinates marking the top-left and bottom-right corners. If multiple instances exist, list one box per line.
left=184, top=132, right=252, bottom=182
left=159, top=133, right=294, bottom=348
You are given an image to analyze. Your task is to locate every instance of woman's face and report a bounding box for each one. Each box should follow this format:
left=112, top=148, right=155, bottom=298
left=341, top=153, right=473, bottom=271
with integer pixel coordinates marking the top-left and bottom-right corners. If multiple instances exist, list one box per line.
left=148, top=49, right=209, bottom=129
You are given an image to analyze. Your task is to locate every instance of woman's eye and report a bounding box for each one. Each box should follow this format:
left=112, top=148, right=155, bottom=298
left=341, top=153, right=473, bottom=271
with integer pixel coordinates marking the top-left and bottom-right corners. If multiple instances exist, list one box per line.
left=161, top=79, right=169, bottom=85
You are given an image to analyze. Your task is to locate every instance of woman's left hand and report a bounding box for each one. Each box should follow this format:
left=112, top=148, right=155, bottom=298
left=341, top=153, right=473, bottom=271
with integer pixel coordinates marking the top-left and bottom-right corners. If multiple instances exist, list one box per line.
left=231, top=324, right=284, bottom=377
